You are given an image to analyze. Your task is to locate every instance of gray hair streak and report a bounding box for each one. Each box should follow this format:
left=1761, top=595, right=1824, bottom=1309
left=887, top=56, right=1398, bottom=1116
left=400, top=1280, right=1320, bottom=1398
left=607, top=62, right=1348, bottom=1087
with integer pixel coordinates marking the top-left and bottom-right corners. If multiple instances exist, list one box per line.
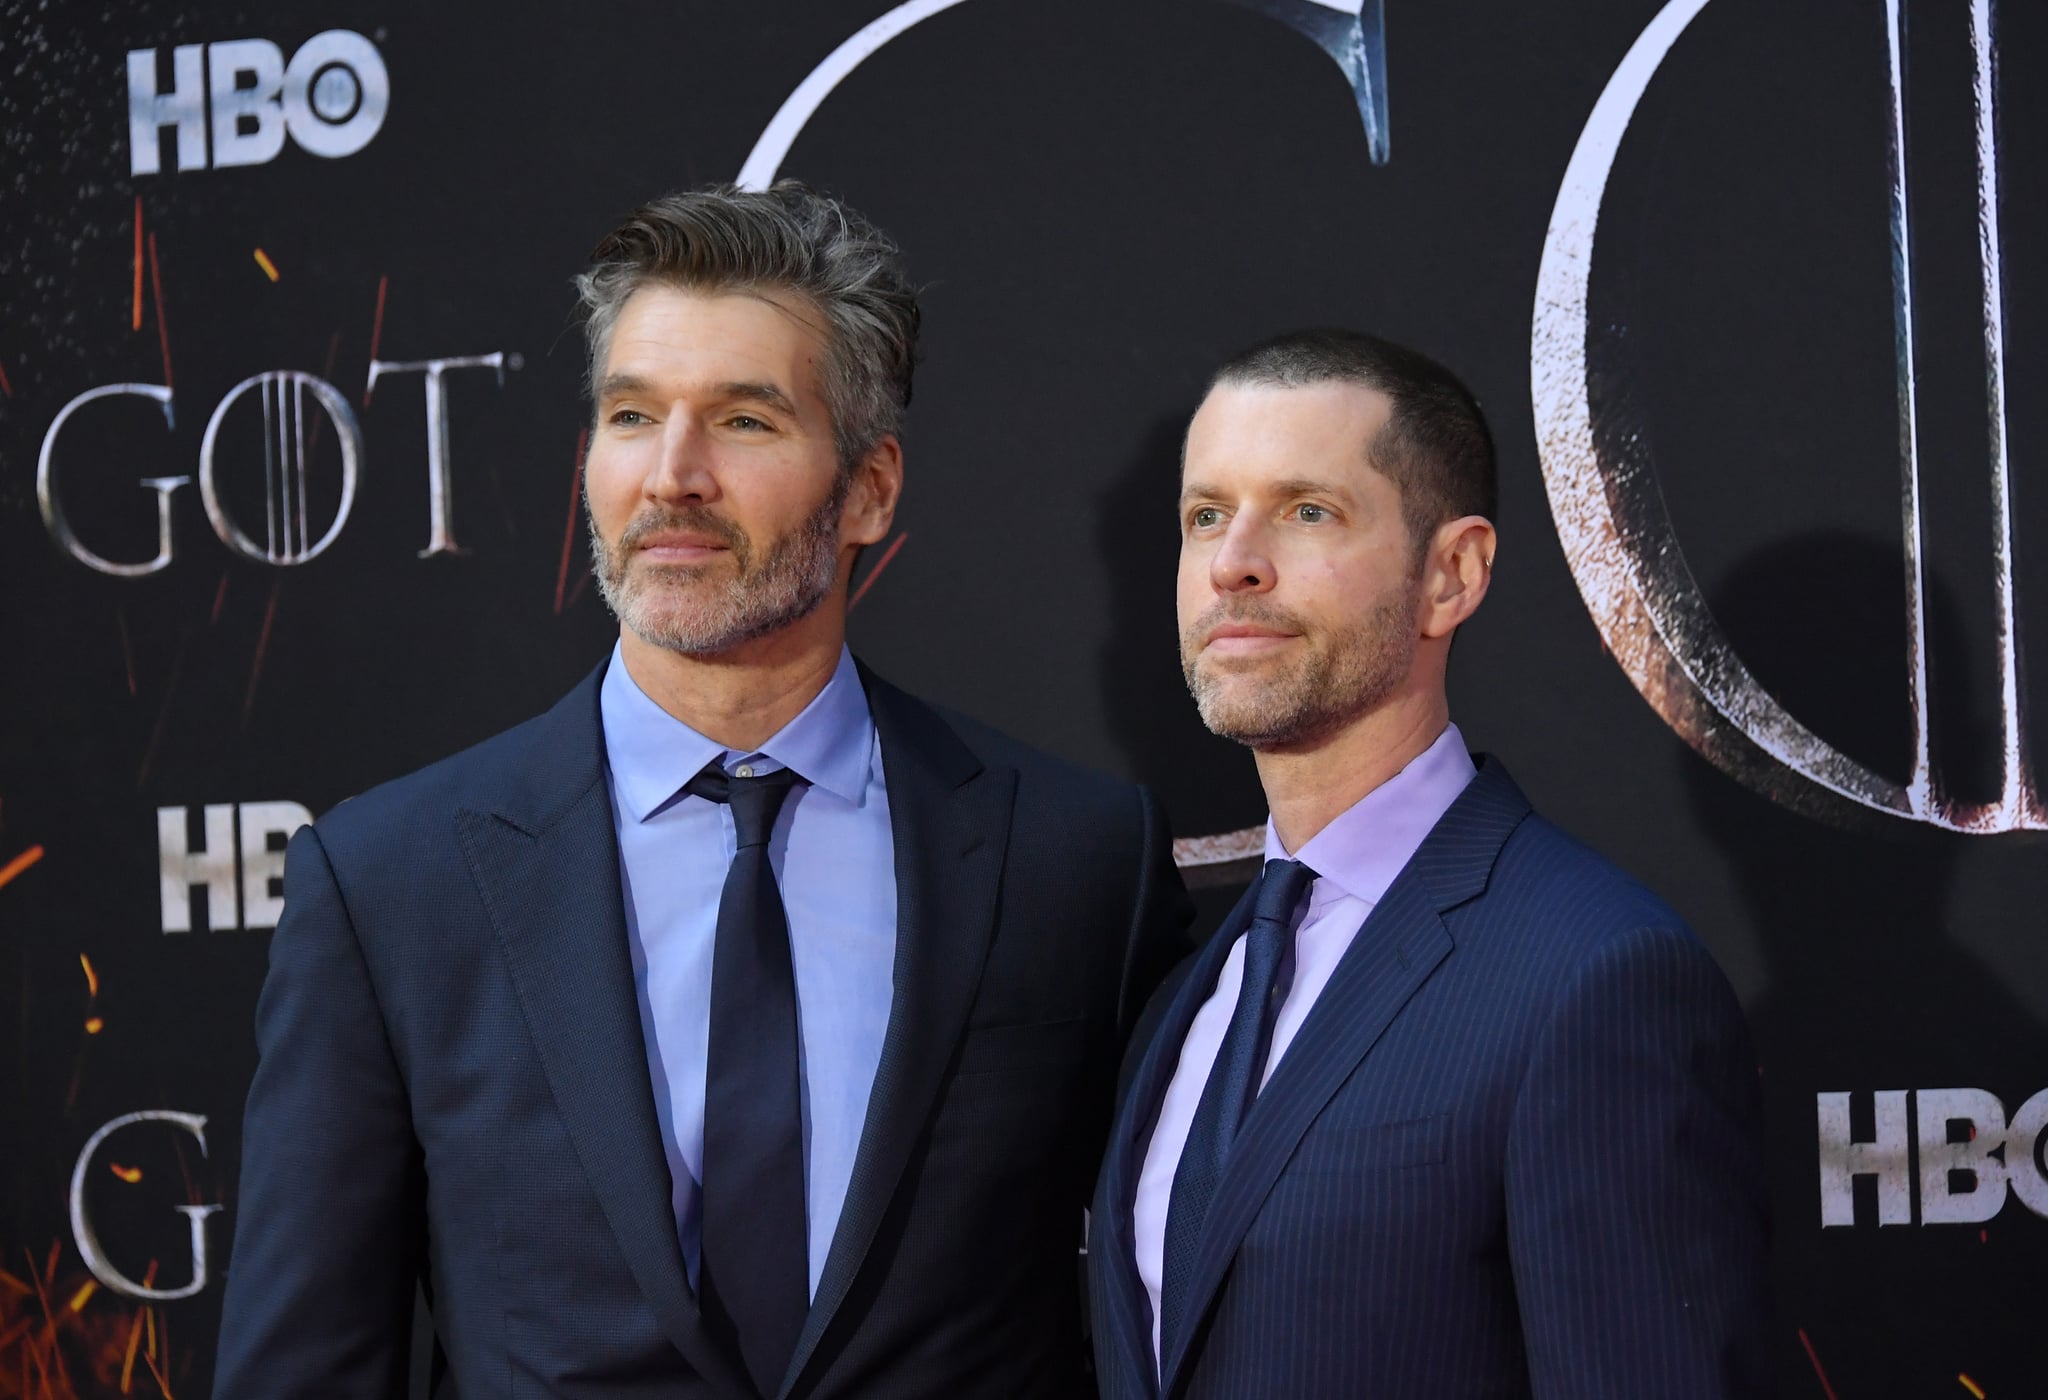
left=575, top=181, right=920, bottom=471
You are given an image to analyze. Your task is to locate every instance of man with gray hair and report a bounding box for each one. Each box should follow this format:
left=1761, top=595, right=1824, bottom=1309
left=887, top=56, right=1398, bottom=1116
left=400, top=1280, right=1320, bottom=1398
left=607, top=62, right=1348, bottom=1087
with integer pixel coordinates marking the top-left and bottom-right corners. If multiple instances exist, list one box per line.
left=215, top=181, right=1190, bottom=1399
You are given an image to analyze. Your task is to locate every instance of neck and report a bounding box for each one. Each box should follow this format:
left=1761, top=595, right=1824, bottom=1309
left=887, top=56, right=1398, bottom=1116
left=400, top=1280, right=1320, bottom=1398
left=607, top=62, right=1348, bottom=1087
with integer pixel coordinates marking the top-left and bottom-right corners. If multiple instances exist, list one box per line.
left=1255, top=684, right=1450, bottom=853
left=618, top=600, right=848, bottom=752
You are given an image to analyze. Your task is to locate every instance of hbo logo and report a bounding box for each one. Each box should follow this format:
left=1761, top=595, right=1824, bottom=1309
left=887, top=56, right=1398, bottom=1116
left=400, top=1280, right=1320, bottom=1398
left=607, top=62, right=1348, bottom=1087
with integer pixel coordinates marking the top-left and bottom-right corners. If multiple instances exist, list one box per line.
left=127, top=30, right=389, bottom=176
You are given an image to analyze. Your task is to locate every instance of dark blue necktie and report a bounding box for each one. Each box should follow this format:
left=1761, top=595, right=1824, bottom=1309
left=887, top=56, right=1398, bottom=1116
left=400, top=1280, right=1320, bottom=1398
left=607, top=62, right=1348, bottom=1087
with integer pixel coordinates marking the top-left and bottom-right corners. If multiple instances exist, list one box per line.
left=690, top=761, right=807, bottom=1399
left=1158, top=856, right=1317, bottom=1361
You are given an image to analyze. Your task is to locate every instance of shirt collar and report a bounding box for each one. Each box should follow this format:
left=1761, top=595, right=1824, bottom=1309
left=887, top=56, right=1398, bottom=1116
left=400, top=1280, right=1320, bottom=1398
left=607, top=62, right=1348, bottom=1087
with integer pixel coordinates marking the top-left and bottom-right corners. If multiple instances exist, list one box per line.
left=1263, top=723, right=1478, bottom=907
left=599, top=642, right=875, bottom=823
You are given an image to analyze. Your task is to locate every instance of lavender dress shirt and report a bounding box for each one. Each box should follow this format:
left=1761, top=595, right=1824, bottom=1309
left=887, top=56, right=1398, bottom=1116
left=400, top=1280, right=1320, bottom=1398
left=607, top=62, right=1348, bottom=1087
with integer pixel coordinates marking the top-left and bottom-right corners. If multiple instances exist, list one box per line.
left=599, top=643, right=896, bottom=1299
left=1131, top=723, right=1477, bottom=1368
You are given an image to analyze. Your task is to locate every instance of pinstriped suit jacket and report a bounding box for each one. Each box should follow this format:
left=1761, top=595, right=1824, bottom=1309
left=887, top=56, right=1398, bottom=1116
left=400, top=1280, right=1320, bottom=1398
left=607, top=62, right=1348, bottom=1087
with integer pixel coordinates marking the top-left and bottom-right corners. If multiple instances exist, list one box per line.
left=1089, top=759, right=1771, bottom=1399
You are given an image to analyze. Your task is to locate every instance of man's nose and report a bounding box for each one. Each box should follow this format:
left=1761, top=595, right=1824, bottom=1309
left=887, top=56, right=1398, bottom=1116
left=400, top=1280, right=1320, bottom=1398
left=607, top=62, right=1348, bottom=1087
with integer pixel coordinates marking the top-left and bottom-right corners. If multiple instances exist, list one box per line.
left=646, top=416, right=720, bottom=503
left=1210, top=518, right=1276, bottom=595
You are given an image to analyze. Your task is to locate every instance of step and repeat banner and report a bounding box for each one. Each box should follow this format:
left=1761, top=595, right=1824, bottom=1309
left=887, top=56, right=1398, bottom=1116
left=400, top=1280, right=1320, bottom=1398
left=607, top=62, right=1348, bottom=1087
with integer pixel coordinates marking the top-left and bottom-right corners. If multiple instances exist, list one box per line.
left=2, top=0, right=2043, bottom=1394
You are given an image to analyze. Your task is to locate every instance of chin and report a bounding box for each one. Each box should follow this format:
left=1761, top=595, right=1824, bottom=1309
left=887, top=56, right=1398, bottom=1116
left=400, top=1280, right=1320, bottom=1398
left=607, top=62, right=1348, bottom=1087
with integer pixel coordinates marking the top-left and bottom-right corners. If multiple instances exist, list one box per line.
left=1197, top=653, right=1290, bottom=696
left=630, top=558, right=726, bottom=589
left=620, top=596, right=722, bottom=645
left=1192, top=680, right=1279, bottom=732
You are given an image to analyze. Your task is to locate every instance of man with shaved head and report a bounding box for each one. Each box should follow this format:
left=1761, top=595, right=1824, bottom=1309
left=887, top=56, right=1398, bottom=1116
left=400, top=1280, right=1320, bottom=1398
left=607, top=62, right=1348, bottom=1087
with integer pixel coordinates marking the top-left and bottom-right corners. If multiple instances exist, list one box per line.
left=1088, top=329, right=1770, bottom=1398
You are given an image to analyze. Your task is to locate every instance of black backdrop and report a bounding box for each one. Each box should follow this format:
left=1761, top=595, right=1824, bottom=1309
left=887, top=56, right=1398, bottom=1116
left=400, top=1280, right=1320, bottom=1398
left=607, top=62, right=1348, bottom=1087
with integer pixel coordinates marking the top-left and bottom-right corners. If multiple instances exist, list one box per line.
left=3, top=1, right=2044, bottom=1394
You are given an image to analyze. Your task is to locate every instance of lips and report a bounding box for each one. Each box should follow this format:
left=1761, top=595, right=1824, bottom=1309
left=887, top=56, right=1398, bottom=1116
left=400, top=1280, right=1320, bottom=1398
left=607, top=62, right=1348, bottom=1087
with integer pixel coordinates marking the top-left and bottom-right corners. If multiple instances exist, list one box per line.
left=619, top=511, right=743, bottom=565
left=632, top=531, right=731, bottom=561
left=1201, top=624, right=1300, bottom=661
left=635, top=531, right=728, bottom=550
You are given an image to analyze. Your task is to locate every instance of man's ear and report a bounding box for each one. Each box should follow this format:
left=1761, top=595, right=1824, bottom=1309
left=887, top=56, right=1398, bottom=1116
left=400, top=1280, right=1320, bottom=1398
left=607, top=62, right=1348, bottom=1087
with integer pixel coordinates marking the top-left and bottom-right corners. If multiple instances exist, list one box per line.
left=843, top=435, right=904, bottom=548
left=1419, top=516, right=1495, bottom=640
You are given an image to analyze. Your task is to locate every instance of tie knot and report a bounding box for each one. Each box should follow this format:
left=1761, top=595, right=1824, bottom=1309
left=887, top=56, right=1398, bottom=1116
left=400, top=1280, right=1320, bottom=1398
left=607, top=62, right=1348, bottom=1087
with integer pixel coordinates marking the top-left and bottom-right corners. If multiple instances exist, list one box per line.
left=1252, top=858, right=1315, bottom=929
left=687, top=762, right=802, bottom=848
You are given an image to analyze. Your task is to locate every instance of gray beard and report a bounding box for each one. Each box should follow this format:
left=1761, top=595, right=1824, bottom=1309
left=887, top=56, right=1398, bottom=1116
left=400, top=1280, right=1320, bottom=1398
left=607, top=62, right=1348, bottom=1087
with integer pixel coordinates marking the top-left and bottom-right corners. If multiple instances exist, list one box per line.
left=1181, top=584, right=1419, bottom=751
left=589, top=477, right=848, bottom=657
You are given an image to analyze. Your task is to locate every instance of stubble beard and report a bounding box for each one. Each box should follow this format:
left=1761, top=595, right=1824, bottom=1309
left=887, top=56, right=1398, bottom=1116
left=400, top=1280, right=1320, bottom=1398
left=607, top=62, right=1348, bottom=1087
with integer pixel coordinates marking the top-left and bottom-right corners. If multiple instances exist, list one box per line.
left=589, top=476, right=850, bottom=657
left=1180, top=583, right=1421, bottom=751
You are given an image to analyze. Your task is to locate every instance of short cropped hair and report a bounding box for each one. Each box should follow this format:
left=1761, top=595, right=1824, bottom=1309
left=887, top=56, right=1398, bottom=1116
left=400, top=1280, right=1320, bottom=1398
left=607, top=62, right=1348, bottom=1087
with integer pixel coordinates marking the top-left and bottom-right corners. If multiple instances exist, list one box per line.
left=1209, top=328, right=1497, bottom=555
left=576, top=181, right=920, bottom=471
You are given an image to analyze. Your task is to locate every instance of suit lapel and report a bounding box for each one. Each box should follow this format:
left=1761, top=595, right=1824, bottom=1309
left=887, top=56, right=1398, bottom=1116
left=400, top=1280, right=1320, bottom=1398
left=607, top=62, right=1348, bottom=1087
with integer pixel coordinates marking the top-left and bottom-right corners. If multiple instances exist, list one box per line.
left=454, top=666, right=753, bottom=1397
left=1157, top=759, right=1533, bottom=1398
left=1156, top=877, right=1452, bottom=1396
left=1093, top=882, right=1258, bottom=1399
left=778, top=669, right=1016, bottom=1397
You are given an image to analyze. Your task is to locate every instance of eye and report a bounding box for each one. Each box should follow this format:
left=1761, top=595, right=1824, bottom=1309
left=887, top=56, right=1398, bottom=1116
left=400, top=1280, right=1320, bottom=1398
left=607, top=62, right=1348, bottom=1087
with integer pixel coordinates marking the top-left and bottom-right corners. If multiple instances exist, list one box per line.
left=1189, top=506, right=1223, bottom=531
left=727, top=414, right=771, bottom=432
left=608, top=408, right=648, bottom=427
left=1294, top=503, right=1329, bottom=523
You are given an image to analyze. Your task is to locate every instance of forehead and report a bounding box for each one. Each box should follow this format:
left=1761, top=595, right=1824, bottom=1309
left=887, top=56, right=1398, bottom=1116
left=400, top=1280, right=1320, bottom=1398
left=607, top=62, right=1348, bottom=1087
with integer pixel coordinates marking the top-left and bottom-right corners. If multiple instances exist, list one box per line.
left=602, top=283, right=828, bottom=398
left=1182, top=380, right=1393, bottom=489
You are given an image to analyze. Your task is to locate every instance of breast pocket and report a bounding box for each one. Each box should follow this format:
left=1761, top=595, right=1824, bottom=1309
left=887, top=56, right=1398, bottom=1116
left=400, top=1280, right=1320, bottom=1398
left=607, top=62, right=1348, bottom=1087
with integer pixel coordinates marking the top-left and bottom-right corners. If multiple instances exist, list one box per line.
left=1294, top=1112, right=1451, bottom=1172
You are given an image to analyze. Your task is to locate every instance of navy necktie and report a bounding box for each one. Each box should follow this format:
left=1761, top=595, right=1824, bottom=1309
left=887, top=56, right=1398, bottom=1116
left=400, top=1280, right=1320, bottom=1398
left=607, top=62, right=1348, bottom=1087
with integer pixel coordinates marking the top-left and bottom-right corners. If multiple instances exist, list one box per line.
left=1158, top=856, right=1317, bottom=1361
left=690, top=761, right=807, bottom=1398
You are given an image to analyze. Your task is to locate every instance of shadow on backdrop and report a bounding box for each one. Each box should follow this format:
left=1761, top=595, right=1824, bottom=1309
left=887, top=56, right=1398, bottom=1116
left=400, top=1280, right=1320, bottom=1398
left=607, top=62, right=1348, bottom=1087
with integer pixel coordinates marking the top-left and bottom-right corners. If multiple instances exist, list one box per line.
left=1685, top=529, right=2048, bottom=1396
left=1096, top=410, right=1271, bottom=931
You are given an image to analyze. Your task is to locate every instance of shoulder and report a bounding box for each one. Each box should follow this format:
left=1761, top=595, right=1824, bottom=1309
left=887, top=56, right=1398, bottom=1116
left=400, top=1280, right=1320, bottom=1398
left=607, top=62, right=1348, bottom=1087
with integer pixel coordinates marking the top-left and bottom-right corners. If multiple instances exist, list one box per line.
left=1442, top=794, right=1728, bottom=996
left=929, top=701, right=1159, bottom=872
left=1485, top=808, right=1692, bottom=942
left=867, top=677, right=1162, bottom=895
left=862, top=662, right=1149, bottom=828
left=933, top=702, right=1141, bottom=810
left=865, top=673, right=1175, bottom=953
left=314, top=672, right=604, bottom=865
left=1460, top=805, right=1742, bottom=1034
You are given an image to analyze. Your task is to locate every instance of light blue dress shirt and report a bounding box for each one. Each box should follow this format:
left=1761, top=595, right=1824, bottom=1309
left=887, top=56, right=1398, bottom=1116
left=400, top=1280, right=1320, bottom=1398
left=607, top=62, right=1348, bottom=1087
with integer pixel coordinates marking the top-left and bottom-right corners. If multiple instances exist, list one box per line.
left=599, top=643, right=897, bottom=1298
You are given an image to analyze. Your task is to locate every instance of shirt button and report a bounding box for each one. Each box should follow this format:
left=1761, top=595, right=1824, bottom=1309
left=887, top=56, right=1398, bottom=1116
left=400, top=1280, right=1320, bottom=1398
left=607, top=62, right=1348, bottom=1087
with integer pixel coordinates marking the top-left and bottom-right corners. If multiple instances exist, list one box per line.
left=735, top=764, right=755, bottom=778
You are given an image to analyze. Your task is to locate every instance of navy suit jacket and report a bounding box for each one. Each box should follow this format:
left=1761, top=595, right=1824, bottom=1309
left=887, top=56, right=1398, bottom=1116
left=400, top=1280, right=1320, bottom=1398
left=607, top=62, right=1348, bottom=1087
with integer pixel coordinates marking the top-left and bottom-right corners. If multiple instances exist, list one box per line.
left=213, top=661, right=1190, bottom=1399
left=1088, top=759, right=1770, bottom=1399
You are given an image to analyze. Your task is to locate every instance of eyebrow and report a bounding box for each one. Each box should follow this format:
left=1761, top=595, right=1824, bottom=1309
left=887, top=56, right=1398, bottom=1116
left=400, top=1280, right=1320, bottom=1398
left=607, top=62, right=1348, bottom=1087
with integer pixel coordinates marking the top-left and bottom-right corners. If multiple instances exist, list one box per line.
left=593, top=375, right=800, bottom=418
left=594, top=373, right=654, bottom=403
left=1178, top=477, right=1356, bottom=506
left=1270, top=477, right=1354, bottom=500
left=714, top=381, right=800, bottom=417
